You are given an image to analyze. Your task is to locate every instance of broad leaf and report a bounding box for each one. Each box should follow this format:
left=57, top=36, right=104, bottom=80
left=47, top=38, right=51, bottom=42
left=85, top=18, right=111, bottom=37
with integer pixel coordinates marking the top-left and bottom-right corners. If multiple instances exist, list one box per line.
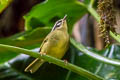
left=24, top=0, right=88, bottom=33
left=0, top=0, right=13, bottom=13
left=0, top=27, right=51, bottom=64
left=1, top=45, right=120, bottom=80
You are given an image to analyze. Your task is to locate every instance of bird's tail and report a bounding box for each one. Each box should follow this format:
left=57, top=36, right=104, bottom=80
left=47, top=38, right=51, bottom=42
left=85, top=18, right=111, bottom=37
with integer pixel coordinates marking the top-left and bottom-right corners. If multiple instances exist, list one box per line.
left=24, top=58, right=45, bottom=73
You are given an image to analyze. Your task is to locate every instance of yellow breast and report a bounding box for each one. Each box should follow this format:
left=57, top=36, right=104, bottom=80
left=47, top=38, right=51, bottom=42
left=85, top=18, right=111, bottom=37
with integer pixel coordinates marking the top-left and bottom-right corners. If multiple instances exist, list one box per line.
left=41, top=30, right=69, bottom=59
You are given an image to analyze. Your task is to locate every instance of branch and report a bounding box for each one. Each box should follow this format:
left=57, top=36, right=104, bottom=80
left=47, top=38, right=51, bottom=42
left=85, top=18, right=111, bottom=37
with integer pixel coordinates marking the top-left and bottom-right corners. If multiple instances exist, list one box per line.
left=0, top=44, right=104, bottom=80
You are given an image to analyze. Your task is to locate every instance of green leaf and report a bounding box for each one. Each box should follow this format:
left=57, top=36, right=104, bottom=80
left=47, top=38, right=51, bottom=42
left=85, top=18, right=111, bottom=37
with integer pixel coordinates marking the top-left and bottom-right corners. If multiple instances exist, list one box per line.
left=0, top=52, right=70, bottom=80
left=24, top=0, right=88, bottom=33
left=70, top=38, right=120, bottom=66
left=0, top=0, right=13, bottom=13
left=1, top=44, right=120, bottom=79
left=0, top=27, right=51, bottom=64
left=0, top=45, right=103, bottom=80
left=67, top=45, right=120, bottom=80
left=96, top=45, right=120, bottom=79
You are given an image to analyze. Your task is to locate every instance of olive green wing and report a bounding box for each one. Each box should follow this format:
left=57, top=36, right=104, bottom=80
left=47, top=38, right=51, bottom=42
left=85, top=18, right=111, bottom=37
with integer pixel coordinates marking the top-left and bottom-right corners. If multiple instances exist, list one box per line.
left=24, top=35, right=49, bottom=73
left=39, top=37, right=48, bottom=52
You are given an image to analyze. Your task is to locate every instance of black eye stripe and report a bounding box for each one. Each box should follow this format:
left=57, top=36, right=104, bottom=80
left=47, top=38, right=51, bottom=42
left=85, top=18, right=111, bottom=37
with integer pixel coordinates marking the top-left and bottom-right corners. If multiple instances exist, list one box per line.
left=51, top=19, right=62, bottom=31
left=56, top=22, right=61, bottom=26
left=55, top=20, right=62, bottom=27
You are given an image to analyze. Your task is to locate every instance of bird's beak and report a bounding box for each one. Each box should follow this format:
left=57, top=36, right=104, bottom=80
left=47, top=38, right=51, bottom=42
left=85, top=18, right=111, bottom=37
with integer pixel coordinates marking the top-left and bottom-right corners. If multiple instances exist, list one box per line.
left=63, top=15, right=67, bottom=21
left=62, top=15, right=67, bottom=25
left=61, top=15, right=68, bottom=30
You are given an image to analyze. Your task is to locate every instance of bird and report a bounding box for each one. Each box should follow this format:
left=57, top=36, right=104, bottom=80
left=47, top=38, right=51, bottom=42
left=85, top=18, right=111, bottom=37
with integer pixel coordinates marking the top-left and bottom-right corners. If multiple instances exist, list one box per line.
left=24, top=15, right=69, bottom=73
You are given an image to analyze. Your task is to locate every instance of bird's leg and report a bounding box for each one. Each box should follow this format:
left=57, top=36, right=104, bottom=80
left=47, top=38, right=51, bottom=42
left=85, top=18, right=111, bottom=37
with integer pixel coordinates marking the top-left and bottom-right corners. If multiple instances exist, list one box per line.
left=63, top=59, right=68, bottom=65
left=40, top=52, right=46, bottom=56
left=40, top=52, right=43, bottom=56
left=43, top=53, right=46, bottom=55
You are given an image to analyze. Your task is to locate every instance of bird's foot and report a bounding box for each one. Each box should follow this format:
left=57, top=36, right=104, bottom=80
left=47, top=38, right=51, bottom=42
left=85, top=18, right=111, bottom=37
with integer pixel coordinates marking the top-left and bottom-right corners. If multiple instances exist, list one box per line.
left=40, top=52, right=46, bottom=56
left=63, top=59, right=68, bottom=65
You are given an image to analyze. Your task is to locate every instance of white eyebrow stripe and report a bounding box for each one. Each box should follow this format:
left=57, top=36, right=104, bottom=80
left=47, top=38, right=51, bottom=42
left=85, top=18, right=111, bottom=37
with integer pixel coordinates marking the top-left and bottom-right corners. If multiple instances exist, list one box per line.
left=51, top=20, right=62, bottom=31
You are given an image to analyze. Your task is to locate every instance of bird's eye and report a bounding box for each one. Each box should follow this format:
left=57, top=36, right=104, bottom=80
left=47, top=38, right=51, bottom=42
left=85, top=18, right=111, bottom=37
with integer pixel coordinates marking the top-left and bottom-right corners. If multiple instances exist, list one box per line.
left=51, top=20, right=62, bottom=31
left=56, top=22, right=61, bottom=26
left=56, top=20, right=62, bottom=27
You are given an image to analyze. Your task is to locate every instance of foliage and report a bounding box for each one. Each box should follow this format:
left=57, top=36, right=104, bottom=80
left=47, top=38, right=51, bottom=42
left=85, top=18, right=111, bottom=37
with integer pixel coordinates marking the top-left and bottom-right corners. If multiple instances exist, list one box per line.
left=0, top=0, right=120, bottom=80
left=0, top=0, right=13, bottom=13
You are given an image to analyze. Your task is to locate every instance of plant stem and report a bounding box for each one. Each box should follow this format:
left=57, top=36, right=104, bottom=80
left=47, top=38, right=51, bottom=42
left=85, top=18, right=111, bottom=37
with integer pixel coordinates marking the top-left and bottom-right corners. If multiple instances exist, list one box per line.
left=70, top=38, right=120, bottom=66
left=76, top=1, right=100, bottom=22
left=89, top=0, right=95, bottom=7
left=77, top=0, right=120, bottom=43
left=89, top=7, right=120, bottom=43
left=87, top=7, right=100, bottom=22
left=110, top=31, right=120, bottom=43
left=65, top=46, right=75, bottom=80
left=0, top=44, right=104, bottom=80
left=85, top=2, right=120, bottom=43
